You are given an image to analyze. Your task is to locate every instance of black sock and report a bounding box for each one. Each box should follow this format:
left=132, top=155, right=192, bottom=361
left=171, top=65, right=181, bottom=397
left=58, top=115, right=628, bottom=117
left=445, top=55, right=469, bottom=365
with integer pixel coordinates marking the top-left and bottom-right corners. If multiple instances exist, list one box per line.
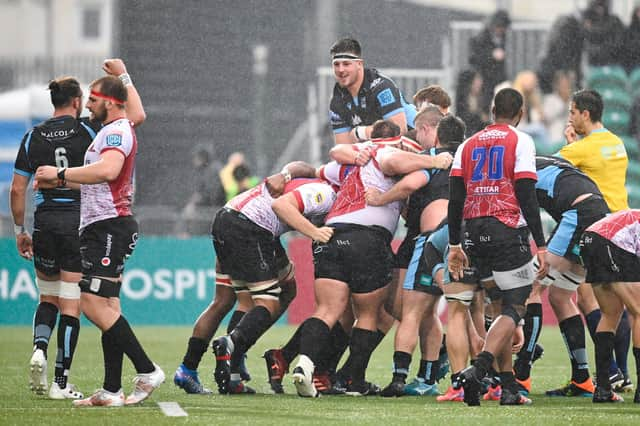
left=595, top=331, right=615, bottom=391
left=299, top=317, right=331, bottom=365
left=338, top=329, right=384, bottom=379
left=229, top=306, right=272, bottom=372
left=499, top=371, right=516, bottom=392
left=392, top=351, right=411, bottom=382
left=374, top=329, right=386, bottom=345
left=633, top=347, right=640, bottom=385
left=514, top=303, right=542, bottom=380
left=326, top=323, right=350, bottom=373
left=614, top=310, right=631, bottom=376
left=102, top=331, right=123, bottom=393
left=183, top=337, right=208, bottom=371
left=347, top=328, right=380, bottom=386
left=281, top=321, right=305, bottom=364
left=559, top=315, right=590, bottom=383
left=419, top=359, right=441, bottom=385
left=473, top=351, right=495, bottom=379
left=54, top=315, right=80, bottom=389
left=585, top=309, right=601, bottom=343
left=106, top=316, right=154, bottom=374
left=451, top=372, right=461, bottom=389
left=227, top=310, right=246, bottom=334
left=33, top=302, right=58, bottom=356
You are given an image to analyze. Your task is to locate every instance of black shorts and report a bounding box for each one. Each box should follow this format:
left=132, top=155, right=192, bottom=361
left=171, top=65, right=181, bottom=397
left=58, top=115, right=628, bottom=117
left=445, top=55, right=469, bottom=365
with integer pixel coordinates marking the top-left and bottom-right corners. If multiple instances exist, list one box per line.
left=581, top=232, right=640, bottom=283
left=394, top=229, right=419, bottom=269
left=32, top=210, right=81, bottom=275
left=313, top=223, right=393, bottom=294
left=79, top=216, right=138, bottom=278
left=403, top=235, right=444, bottom=296
left=464, top=217, right=535, bottom=290
left=547, top=195, right=609, bottom=263
left=211, top=208, right=288, bottom=283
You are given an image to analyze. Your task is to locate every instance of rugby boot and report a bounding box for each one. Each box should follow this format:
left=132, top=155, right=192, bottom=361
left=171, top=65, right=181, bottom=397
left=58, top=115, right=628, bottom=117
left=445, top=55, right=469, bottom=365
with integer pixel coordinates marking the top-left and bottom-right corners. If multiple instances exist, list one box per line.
left=73, top=388, right=125, bottom=407
left=125, top=363, right=165, bottom=405
left=500, top=387, right=532, bottom=405
left=592, top=386, right=624, bottom=403
left=29, top=349, right=48, bottom=395
left=436, top=386, right=464, bottom=402
left=531, top=343, right=544, bottom=364
left=48, top=382, right=83, bottom=399
left=292, top=355, right=318, bottom=397
left=609, top=369, right=625, bottom=390
left=483, top=384, right=502, bottom=401
left=263, top=348, right=288, bottom=394
left=459, top=366, right=482, bottom=406
left=228, top=380, right=256, bottom=394
left=212, top=336, right=234, bottom=394
left=345, top=381, right=381, bottom=396
left=380, top=379, right=406, bottom=397
left=404, top=378, right=440, bottom=396
left=239, top=353, right=252, bottom=382
left=312, top=371, right=332, bottom=394
left=173, top=363, right=212, bottom=394
left=546, top=378, right=594, bottom=397
left=515, top=377, right=531, bottom=396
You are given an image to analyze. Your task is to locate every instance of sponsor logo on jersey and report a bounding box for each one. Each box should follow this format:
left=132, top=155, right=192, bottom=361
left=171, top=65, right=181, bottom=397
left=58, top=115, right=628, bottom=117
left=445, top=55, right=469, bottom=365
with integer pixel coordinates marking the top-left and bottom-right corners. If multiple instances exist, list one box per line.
left=377, top=88, right=396, bottom=107
left=351, top=115, right=362, bottom=126
left=106, top=134, right=123, bottom=147
left=314, top=192, right=324, bottom=204
left=40, top=128, right=75, bottom=139
left=101, top=257, right=111, bottom=267
left=370, top=78, right=382, bottom=88
left=479, top=129, right=508, bottom=140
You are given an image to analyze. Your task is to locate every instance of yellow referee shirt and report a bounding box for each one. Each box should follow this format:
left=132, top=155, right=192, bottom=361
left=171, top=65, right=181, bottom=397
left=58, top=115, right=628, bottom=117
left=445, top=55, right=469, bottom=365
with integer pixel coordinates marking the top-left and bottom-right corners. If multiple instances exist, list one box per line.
left=558, top=128, right=629, bottom=212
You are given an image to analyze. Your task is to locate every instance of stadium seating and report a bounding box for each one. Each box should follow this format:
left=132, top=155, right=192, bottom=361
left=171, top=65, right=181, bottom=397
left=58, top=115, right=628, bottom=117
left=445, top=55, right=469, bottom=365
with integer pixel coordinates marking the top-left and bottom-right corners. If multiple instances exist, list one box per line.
left=587, top=65, right=628, bottom=92
left=602, top=110, right=630, bottom=135
left=629, top=67, right=640, bottom=99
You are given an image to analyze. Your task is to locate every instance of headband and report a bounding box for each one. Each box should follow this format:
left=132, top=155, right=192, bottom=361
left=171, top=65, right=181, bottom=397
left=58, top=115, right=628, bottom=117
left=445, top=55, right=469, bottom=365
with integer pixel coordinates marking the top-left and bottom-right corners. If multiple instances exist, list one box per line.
left=90, top=90, right=125, bottom=105
left=331, top=52, right=362, bottom=64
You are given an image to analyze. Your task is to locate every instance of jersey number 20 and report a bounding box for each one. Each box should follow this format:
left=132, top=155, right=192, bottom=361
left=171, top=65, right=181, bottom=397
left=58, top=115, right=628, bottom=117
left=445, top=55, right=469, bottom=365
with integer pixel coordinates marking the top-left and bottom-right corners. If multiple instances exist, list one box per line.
left=471, top=146, right=504, bottom=181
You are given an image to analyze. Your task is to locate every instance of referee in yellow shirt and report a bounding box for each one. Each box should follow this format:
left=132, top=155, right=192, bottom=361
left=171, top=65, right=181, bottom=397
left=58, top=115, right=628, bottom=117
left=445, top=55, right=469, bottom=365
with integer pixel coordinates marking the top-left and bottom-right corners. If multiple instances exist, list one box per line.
left=558, top=89, right=632, bottom=395
left=559, top=89, right=628, bottom=212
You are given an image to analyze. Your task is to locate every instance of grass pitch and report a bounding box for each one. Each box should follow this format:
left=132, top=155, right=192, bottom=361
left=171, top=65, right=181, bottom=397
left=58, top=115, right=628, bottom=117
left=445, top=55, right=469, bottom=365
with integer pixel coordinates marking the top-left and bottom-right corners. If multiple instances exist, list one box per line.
left=1, top=325, right=639, bottom=425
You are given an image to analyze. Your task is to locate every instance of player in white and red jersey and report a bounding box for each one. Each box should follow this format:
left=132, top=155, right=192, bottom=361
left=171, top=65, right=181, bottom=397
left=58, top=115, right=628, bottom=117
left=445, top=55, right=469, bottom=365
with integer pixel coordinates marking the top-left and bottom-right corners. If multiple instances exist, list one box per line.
left=187, top=174, right=336, bottom=395
left=581, top=210, right=640, bottom=403
left=35, top=73, right=165, bottom=408
left=447, top=88, right=547, bottom=406
left=290, top=139, right=453, bottom=397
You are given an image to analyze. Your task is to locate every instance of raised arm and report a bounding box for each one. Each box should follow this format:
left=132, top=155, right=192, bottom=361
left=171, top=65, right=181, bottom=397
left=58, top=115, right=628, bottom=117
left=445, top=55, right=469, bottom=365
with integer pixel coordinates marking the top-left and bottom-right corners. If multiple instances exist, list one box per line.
left=103, top=59, right=146, bottom=127
left=366, top=170, right=429, bottom=206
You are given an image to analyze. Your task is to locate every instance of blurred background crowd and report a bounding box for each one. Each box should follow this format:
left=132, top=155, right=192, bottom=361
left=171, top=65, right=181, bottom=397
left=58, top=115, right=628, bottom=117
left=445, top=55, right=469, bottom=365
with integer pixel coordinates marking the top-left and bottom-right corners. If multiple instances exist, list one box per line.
left=1, top=0, right=639, bottom=236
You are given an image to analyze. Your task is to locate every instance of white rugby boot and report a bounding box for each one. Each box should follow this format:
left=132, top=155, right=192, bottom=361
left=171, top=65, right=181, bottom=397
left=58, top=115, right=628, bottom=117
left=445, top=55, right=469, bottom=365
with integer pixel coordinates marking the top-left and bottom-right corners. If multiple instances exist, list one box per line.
left=29, top=349, right=48, bottom=395
left=125, top=363, right=165, bottom=405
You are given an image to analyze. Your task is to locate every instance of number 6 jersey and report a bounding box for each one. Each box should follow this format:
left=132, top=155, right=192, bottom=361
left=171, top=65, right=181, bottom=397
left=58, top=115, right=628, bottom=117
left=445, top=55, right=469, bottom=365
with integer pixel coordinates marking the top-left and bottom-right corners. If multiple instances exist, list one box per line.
left=450, top=123, right=537, bottom=228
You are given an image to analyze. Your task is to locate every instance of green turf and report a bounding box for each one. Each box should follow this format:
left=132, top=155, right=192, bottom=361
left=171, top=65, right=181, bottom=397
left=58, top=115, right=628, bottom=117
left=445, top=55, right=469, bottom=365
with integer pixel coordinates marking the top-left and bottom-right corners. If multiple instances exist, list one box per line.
left=1, top=325, right=640, bottom=425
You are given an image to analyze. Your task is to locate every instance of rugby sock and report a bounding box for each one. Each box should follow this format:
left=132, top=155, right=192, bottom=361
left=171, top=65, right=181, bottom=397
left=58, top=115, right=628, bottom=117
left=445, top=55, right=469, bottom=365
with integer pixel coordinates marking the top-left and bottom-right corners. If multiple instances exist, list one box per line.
left=299, top=317, right=331, bottom=366
left=54, top=315, right=80, bottom=389
left=514, top=303, right=542, bottom=380
left=33, top=302, right=58, bottom=356
left=419, top=359, right=440, bottom=385
left=585, top=309, right=601, bottom=343
left=472, top=351, right=495, bottom=379
left=106, top=315, right=154, bottom=374
left=337, top=329, right=385, bottom=380
left=613, top=310, right=631, bottom=376
left=633, top=347, right=640, bottom=385
left=102, top=331, right=124, bottom=393
left=451, top=372, right=461, bottom=389
left=498, top=371, right=516, bottom=392
left=326, top=323, right=350, bottom=373
left=392, top=351, right=412, bottom=382
left=594, top=331, right=615, bottom=391
left=281, top=321, right=305, bottom=364
left=226, top=310, right=246, bottom=334
left=348, top=328, right=379, bottom=386
left=229, top=306, right=272, bottom=371
left=559, top=315, right=590, bottom=383
left=183, top=337, right=208, bottom=370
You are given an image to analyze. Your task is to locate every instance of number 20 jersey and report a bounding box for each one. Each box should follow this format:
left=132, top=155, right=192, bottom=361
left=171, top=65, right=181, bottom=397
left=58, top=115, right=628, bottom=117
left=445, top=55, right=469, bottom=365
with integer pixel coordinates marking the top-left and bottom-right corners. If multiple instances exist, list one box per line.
left=450, top=123, right=537, bottom=228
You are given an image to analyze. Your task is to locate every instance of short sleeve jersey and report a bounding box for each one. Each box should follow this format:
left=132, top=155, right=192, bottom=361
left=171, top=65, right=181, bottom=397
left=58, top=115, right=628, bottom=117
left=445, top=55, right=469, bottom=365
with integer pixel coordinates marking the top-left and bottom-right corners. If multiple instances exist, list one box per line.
left=558, top=128, right=628, bottom=212
left=535, top=155, right=604, bottom=221
left=329, top=68, right=417, bottom=135
left=450, top=123, right=537, bottom=228
left=13, top=116, right=100, bottom=212
left=227, top=178, right=337, bottom=236
left=80, top=118, right=137, bottom=230
left=326, top=145, right=404, bottom=234
left=586, top=209, right=640, bottom=257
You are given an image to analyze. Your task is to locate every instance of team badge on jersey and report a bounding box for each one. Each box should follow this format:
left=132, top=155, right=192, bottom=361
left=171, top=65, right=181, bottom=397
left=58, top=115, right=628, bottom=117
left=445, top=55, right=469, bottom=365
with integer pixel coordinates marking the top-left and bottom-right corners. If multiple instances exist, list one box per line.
left=101, top=257, right=111, bottom=267
left=106, top=134, right=123, bottom=147
left=314, top=192, right=324, bottom=204
left=377, top=88, right=396, bottom=107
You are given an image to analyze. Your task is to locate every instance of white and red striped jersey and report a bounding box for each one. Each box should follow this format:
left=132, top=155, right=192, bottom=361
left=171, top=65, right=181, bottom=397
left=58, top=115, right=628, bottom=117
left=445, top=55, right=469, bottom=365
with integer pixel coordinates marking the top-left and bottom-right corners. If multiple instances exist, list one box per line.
left=80, top=118, right=136, bottom=230
left=227, top=178, right=336, bottom=236
left=325, top=145, right=403, bottom=234
left=586, top=209, right=640, bottom=257
left=450, top=123, right=537, bottom=228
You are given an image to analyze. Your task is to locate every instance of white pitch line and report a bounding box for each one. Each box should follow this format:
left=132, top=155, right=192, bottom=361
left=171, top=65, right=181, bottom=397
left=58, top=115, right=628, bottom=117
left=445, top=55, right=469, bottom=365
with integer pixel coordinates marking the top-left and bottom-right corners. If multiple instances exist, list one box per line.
left=158, top=401, right=188, bottom=417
